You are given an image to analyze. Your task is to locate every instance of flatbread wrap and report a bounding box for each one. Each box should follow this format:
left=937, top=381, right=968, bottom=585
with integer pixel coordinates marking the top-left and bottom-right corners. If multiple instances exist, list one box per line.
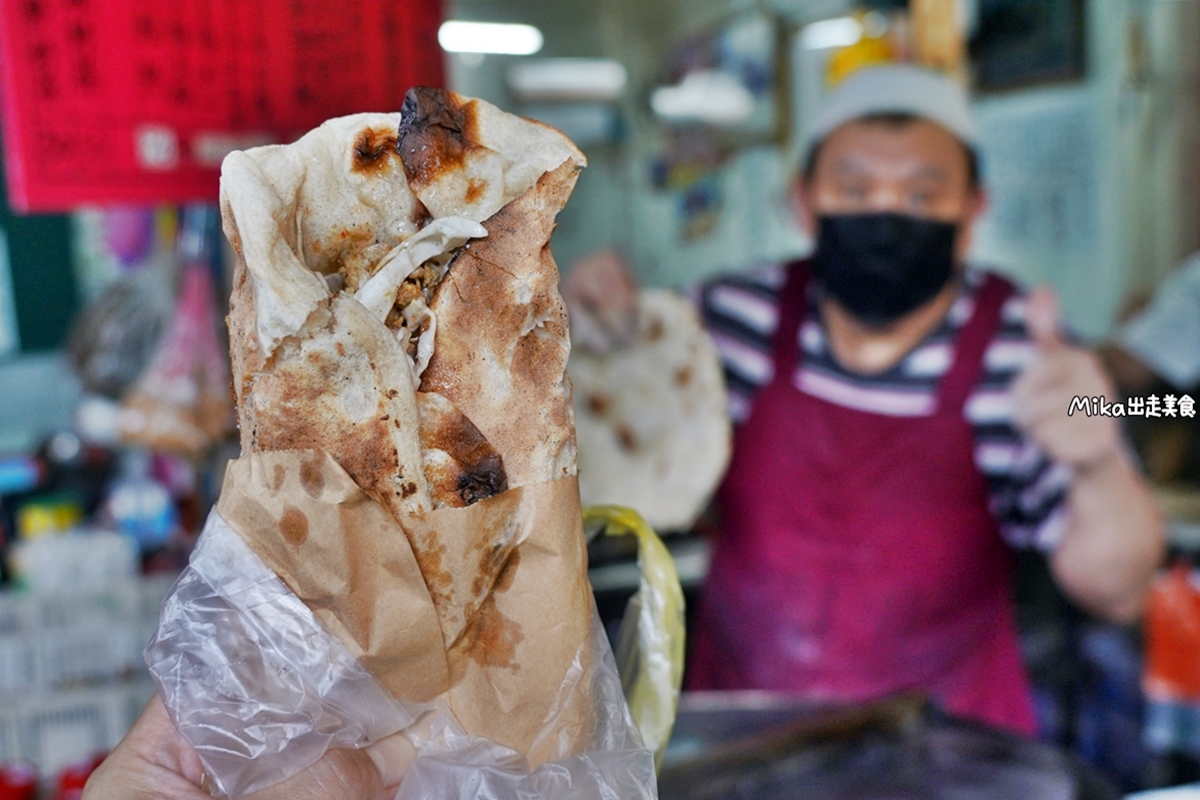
left=147, top=88, right=654, bottom=799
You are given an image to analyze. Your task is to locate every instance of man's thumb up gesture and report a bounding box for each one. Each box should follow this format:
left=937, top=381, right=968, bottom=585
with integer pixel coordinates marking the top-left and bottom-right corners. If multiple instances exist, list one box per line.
left=1012, top=287, right=1122, bottom=472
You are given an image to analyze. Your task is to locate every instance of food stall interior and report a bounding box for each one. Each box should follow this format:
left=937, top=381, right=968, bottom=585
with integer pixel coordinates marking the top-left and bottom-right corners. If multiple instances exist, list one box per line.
left=0, top=0, right=1198, bottom=796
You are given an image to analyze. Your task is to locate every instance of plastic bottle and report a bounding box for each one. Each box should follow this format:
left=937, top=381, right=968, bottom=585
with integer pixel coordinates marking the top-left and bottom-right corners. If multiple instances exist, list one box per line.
left=105, top=450, right=177, bottom=552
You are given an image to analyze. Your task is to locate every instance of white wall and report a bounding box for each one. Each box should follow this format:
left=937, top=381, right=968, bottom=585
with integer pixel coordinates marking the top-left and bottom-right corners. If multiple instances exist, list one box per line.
left=970, top=0, right=1200, bottom=339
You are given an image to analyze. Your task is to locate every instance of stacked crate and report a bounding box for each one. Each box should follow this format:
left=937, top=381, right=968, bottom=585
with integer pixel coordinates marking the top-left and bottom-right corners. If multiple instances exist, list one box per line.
left=0, top=576, right=173, bottom=776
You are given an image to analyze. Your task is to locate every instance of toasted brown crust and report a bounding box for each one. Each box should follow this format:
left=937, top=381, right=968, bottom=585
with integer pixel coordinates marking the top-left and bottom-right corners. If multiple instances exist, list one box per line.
left=225, top=200, right=508, bottom=516
left=397, top=88, right=483, bottom=193
left=394, top=87, right=584, bottom=224
left=236, top=294, right=432, bottom=518
left=222, top=193, right=263, bottom=458
left=224, top=186, right=428, bottom=517
left=351, top=125, right=403, bottom=177
left=416, top=391, right=507, bottom=508
left=419, top=159, right=581, bottom=489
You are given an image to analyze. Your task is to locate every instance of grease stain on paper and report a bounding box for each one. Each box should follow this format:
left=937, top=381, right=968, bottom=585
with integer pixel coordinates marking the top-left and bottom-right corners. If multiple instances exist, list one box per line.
left=472, top=537, right=515, bottom=599
left=280, top=505, right=309, bottom=547
left=413, top=531, right=455, bottom=612
left=300, top=455, right=325, bottom=498
left=453, top=549, right=523, bottom=673
left=271, top=464, right=286, bottom=493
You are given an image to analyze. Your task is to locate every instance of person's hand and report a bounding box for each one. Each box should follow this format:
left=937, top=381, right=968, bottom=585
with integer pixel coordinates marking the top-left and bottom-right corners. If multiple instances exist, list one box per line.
left=560, top=248, right=639, bottom=353
left=1011, top=287, right=1123, bottom=472
left=83, top=695, right=411, bottom=800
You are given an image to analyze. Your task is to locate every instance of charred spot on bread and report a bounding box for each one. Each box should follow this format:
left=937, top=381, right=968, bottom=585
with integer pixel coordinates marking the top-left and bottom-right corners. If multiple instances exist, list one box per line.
left=456, top=451, right=507, bottom=506
left=397, top=87, right=481, bottom=190
left=465, top=177, right=488, bottom=205
left=415, top=391, right=508, bottom=508
left=351, top=127, right=401, bottom=176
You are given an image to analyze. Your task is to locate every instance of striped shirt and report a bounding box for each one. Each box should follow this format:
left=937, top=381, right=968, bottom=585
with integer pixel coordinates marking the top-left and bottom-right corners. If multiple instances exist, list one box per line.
left=692, top=263, right=1070, bottom=551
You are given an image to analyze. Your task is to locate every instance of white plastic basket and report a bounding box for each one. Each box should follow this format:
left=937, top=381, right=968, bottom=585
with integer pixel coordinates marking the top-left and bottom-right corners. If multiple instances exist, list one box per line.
left=0, top=703, right=21, bottom=763
left=0, top=634, right=37, bottom=696
left=0, top=577, right=173, bottom=777
left=138, top=574, right=178, bottom=621
left=0, top=594, right=32, bottom=635
left=112, top=619, right=158, bottom=678
left=17, top=687, right=128, bottom=776
left=34, top=585, right=140, bottom=631
left=34, top=626, right=124, bottom=691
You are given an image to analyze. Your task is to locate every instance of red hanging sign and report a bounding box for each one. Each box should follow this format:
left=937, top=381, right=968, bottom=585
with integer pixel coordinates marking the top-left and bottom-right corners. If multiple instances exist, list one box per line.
left=0, top=0, right=445, bottom=212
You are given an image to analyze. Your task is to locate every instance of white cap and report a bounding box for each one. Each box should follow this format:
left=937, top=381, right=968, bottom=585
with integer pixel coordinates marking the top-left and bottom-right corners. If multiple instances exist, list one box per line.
left=805, top=65, right=978, bottom=159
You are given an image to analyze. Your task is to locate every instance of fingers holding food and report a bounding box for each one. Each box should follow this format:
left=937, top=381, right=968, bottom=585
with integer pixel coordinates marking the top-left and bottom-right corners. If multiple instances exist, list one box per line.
left=561, top=248, right=640, bottom=353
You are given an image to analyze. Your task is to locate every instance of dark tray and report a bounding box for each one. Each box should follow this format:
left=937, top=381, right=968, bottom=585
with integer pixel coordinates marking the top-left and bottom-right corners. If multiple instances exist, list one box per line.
left=660, top=691, right=1121, bottom=800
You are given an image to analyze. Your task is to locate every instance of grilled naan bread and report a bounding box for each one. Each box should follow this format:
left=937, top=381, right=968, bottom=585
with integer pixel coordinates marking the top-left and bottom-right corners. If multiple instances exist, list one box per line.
left=570, top=289, right=731, bottom=531
left=221, top=88, right=585, bottom=523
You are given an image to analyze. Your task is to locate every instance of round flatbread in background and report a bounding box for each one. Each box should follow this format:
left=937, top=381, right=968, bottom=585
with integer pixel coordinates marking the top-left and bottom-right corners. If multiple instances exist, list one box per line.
left=569, top=289, right=731, bottom=531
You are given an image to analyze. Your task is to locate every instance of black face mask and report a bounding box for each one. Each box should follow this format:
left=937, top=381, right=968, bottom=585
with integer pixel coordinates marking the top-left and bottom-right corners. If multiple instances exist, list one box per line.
left=810, top=213, right=959, bottom=327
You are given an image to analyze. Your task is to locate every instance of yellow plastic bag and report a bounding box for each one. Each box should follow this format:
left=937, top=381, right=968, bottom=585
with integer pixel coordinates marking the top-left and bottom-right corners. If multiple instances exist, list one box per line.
left=584, top=505, right=686, bottom=767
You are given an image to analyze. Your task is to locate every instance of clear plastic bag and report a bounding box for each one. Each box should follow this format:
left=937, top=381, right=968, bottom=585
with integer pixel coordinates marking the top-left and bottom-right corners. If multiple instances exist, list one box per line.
left=145, top=506, right=660, bottom=799
left=117, top=262, right=234, bottom=457
left=144, top=510, right=419, bottom=797
left=66, top=268, right=171, bottom=400
left=389, top=611, right=657, bottom=800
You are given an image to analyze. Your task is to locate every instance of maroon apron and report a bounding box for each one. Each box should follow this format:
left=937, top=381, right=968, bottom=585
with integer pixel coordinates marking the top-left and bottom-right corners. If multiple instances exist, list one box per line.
left=689, top=262, right=1037, bottom=736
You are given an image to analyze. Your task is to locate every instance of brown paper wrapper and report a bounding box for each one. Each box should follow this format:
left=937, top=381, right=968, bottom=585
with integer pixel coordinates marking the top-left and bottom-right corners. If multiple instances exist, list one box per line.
left=217, top=450, right=595, bottom=761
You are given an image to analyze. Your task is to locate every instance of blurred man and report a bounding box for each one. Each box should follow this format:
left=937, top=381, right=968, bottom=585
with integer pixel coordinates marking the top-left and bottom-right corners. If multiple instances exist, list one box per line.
left=564, top=65, right=1164, bottom=736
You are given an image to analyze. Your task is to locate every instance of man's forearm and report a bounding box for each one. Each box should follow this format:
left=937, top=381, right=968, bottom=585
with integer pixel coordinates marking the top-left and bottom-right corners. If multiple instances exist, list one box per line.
left=1051, top=449, right=1165, bottom=623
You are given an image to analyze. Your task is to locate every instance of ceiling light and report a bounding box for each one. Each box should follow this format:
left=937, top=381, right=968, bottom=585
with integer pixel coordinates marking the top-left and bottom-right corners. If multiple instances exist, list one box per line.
left=650, top=70, right=755, bottom=126
left=801, top=17, right=862, bottom=50
left=438, top=21, right=543, bottom=55
left=508, top=59, right=627, bottom=102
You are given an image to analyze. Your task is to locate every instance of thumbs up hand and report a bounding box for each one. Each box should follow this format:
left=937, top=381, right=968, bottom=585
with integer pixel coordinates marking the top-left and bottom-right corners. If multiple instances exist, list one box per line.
left=1011, top=287, right=1122, bottom=473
